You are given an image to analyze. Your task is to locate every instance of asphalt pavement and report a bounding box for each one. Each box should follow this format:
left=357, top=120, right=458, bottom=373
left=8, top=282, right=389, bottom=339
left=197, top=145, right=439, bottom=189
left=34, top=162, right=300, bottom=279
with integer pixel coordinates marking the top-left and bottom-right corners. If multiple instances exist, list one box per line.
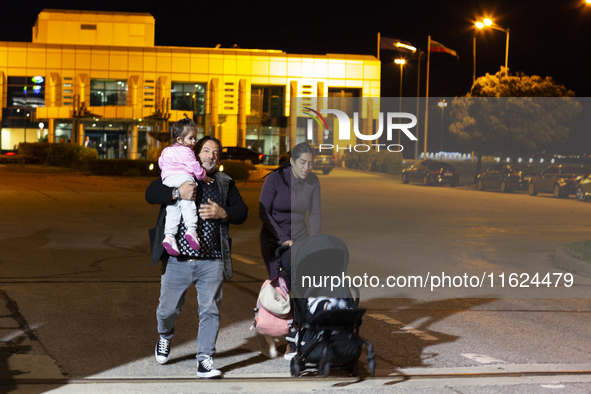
left=1, top=164, right=590, bottom=393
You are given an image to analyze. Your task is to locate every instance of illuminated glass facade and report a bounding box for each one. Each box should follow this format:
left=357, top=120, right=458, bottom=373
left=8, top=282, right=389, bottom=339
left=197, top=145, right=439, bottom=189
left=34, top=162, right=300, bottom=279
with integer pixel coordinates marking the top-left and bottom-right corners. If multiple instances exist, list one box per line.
left=0, top=9, right=381, bottom=158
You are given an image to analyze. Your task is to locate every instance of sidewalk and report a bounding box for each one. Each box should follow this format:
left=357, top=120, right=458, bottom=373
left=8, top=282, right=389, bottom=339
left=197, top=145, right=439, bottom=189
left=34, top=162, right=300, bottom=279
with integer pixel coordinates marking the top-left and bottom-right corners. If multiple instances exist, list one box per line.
left=0, top=290, right=63, bottom=383
left=554, top=248, right=591, bottom=279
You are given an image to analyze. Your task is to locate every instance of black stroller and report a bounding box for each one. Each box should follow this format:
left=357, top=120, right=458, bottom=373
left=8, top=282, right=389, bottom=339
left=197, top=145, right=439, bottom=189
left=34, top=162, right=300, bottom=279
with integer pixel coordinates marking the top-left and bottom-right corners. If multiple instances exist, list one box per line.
left=276, top=234, right=376, bottom=378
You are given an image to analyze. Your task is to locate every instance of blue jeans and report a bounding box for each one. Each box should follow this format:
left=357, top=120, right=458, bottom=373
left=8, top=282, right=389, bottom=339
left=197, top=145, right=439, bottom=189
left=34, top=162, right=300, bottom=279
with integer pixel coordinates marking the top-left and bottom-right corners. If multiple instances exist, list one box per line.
left=157, top=257, right=224, bottom=361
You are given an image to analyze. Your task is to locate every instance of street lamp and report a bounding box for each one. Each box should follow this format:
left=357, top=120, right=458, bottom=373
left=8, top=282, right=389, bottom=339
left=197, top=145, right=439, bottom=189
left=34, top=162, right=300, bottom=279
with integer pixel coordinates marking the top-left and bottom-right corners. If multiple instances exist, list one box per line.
left=476, top=18, right=510, bottom=69
left=395, top=58, right=406, bottom=145
left=438, top=100, right=447, bottom=154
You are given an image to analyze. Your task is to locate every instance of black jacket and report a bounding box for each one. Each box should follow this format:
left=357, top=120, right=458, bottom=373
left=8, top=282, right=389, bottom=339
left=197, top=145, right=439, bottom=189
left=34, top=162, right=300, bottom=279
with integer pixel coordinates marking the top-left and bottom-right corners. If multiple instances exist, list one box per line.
left=145, top=171, right=248, bottom=279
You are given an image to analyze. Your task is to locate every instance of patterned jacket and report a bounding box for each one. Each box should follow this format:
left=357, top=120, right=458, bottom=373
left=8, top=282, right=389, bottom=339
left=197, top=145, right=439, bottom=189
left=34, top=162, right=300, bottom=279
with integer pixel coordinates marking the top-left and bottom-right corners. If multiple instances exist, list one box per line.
left=145, top=171, right=248, bottom=279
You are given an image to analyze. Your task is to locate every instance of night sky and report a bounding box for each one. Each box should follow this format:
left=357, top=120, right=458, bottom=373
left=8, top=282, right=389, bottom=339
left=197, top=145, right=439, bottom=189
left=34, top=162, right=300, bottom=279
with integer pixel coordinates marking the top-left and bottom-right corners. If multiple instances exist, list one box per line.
left=2, top=0, right=591, bottom=153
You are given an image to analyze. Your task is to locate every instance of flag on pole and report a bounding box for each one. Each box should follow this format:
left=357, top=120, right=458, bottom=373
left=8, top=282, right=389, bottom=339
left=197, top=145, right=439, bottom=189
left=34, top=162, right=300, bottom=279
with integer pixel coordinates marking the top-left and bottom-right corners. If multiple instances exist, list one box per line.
left=380, top=37, right=416, bottom=53
left=429, top=40, right=459, bottom=59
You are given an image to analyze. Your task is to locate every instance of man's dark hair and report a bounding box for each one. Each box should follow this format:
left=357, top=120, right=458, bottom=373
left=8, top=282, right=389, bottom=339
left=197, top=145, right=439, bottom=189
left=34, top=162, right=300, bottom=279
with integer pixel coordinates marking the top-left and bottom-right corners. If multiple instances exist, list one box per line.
left=195, top=135, right=223, bottom=155
left=171, top=118, right=197, bottom=144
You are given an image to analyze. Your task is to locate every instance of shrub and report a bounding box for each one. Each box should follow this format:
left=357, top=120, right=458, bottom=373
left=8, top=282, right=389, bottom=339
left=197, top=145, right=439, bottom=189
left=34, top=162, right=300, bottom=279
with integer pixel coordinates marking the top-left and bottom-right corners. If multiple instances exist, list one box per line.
left=370, top=152, right=385, bottom=172
left=380, top=151, right=403, bottom=175
left=344, top=153, right=359, bottom=170
left=0, top=155, right=23, bottom=164
left=343, top=150, right=402, bottom=176
left=88, top=159, right=160, bottom=177
left=356, top=153, right=373, bottom=171
left=219, top=160, right=250, bottom=181
left=18, top=142, right=98, bottom=170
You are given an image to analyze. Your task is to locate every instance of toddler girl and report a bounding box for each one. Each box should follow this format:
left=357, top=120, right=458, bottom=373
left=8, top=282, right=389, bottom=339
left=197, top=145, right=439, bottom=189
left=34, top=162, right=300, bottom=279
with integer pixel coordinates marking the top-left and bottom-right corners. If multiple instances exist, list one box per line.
left=158, top=118, right=207, bottom=256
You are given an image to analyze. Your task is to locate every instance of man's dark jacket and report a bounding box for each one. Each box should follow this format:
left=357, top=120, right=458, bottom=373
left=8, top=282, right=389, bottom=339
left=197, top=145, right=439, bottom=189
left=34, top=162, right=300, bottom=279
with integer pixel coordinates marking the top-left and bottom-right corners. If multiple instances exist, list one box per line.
left=145, top=171, right=248, bottom=280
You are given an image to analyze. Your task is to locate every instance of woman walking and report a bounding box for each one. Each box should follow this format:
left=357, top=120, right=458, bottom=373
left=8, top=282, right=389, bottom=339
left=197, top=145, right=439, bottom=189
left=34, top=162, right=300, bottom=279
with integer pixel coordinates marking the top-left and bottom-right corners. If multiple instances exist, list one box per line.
left=257, top=142, right=321, bottom=358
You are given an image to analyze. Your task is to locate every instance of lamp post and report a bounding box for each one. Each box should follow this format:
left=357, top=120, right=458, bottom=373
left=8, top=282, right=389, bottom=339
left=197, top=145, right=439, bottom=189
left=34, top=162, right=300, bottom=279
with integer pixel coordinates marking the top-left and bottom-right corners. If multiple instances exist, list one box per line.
left=394, top=58, right=405, bottom=145
left=438, top=99, right=447, bottom=155
left=394, top=42, right=421, bottom=159
left=473, top=35, right=476, bottom=84
left=476, top=18, right=510, bottom=69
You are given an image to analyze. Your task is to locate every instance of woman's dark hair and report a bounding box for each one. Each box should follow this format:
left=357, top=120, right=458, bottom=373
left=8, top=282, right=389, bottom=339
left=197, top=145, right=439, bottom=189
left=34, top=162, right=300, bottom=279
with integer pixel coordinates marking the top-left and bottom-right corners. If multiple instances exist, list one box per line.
left=195, top=135, right=223, bottom=155
left=171, top=118, right=197, bottom=144
left=269, top=142, right=315, bottom=185
left=290, top=142, right=315, bottom=162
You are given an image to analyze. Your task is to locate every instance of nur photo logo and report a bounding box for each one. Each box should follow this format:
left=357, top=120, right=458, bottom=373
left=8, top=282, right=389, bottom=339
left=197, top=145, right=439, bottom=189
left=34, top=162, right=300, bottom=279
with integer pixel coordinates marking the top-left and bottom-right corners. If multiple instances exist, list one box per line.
left=303, top=106, right=418, bottom=153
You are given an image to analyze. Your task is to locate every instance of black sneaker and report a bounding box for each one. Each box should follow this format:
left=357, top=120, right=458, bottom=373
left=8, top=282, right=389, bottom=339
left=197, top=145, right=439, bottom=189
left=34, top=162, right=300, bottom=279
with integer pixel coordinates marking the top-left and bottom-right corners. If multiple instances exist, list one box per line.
left=197, top=356, right=222, bottom=378
left=155, top=337, right=171, bottom=364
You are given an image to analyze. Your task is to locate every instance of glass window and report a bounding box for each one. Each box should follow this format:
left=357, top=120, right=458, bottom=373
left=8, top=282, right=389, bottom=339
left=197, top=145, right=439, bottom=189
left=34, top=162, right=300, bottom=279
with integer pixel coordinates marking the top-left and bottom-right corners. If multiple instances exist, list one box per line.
left=90, top=79, right=127, bottom=106
left=2, top=76, right=46, bottom=148
left=542, top=167, right=559, bottom=175
left=6, top=76, right=45, bottom=108
left=171, top=82, right=206, bottom=115
left=247, top=86, right=285, bottom=164
left=428, top=162, right=454, bottom=171
left=250, top=86, right=284, bottom=124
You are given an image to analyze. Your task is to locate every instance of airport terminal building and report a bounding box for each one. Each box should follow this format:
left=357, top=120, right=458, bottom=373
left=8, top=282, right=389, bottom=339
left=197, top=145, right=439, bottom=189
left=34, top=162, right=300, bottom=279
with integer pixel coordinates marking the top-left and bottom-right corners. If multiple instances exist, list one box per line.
left=0, top=9, right=381, bottom=162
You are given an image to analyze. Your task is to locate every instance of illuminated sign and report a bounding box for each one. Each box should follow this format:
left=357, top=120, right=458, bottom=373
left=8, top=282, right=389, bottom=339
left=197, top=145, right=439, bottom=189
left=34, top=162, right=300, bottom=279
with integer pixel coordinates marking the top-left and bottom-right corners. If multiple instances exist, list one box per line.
left=32, top=76, right=44, bottom=84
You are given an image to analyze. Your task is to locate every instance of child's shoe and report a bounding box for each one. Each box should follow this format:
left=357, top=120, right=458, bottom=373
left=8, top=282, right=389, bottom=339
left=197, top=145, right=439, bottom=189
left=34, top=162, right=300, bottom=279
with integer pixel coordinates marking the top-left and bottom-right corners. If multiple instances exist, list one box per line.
left=162, top=236, right=180, bottom=256
left=184, top=229, right=200, bottom=251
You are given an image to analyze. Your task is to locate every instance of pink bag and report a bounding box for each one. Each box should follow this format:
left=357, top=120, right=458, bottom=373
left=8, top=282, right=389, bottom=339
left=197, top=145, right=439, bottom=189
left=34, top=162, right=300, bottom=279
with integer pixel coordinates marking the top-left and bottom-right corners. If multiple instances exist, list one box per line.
left=253, top=277, right=292, bottom=337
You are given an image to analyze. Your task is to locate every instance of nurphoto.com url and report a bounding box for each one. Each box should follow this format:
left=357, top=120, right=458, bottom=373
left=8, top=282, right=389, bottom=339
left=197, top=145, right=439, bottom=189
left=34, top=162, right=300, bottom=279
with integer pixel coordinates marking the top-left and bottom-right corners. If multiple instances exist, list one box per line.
left=301, top=272, right=574, bottom=292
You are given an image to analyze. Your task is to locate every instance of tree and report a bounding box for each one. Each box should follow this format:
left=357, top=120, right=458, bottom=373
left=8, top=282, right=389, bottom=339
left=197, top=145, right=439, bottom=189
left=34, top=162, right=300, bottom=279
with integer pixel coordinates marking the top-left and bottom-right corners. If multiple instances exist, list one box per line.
left=449, top=67, right=583, bottom=182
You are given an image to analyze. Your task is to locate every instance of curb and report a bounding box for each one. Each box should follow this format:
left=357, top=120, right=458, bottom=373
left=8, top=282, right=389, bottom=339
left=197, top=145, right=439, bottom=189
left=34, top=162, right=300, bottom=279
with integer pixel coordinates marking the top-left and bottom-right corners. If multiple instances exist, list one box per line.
left=553, top=248, right=591, bottom=279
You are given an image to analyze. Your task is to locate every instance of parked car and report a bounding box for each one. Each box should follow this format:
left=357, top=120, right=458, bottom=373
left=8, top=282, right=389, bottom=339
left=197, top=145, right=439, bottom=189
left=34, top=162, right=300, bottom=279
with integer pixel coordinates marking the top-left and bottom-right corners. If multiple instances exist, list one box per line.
left=401, top=160, right=460, bottom=186
left=528, top=165, right=591, bottom=198
left=476, top=164, right=538, bottom=193
left=313, top=146, right=336, bottom=175
left=221, top=147, right=264, bottom=164
left=575, top=175, right=591, bottom=201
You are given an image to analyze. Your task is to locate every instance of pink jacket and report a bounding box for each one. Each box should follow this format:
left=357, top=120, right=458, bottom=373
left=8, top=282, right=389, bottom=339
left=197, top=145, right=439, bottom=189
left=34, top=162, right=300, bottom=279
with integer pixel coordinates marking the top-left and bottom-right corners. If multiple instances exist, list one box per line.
left=159, top=144, right=207, bottom=181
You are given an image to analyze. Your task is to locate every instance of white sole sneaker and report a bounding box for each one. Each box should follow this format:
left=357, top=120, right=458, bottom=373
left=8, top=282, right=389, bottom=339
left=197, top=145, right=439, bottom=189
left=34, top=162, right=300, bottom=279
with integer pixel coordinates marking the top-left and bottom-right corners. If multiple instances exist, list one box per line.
left=197, top=370, right=222, bottom=378
left=155, top=338, right=170, bottom=364
left=197, top=357, right=222, bottom=378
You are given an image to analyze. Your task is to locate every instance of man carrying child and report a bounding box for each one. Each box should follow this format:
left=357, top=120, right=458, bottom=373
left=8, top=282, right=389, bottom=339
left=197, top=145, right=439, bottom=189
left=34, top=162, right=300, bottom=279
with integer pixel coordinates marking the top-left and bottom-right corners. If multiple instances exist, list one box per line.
left=146, top=122, right=248, bottom=379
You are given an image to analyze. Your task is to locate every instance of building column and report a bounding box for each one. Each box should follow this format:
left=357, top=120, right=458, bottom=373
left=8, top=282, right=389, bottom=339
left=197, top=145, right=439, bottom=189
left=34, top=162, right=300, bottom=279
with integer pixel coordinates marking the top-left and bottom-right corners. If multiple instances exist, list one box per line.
left=289, top=80, right=298, bottom=151
left=78, top=123, right=84, bottom=146
left=209, top=78, right=219, bottom=137
left=48, top=119, right=55, bottom=143
left=0, top=72, right=4, bottom=124
left=364, top=98, right=376, bottom=150
left=130, top=124, right=138, bottom=159
left=316, top=82, right=325, bottom=145
left=237, top=79, right=247, bottom=147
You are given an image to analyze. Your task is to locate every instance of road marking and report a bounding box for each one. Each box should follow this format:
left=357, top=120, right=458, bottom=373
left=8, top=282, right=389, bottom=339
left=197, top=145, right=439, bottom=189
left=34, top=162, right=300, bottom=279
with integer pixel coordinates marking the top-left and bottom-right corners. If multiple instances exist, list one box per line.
left=0, top=324, right=41, bottom=342
left=233, top=254, right=259, bottom=265
left=368, top=313, right=437, bottom=341
left=461, top=354, right=507, bottom=364
left=540, top=384, right=565, bottom=388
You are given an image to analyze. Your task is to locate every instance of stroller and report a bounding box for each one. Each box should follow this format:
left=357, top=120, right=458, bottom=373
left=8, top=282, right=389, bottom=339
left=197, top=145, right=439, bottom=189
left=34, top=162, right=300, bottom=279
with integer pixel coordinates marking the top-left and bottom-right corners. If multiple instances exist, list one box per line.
left=276, top=234, right=376, bottom=378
